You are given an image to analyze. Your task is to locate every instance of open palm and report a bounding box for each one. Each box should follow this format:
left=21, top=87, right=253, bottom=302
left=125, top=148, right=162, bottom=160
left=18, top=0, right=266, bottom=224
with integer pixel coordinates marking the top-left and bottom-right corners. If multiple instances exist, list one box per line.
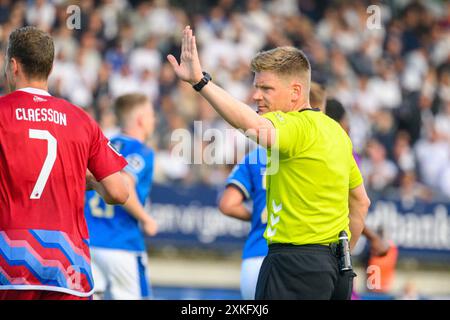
left=167, top=26, right=203, bottom=85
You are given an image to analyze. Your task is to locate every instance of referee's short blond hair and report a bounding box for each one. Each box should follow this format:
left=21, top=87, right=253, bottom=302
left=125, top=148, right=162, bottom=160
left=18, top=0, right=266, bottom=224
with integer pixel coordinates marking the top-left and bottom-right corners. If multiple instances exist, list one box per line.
left=250, top=46, right=311, bottom=81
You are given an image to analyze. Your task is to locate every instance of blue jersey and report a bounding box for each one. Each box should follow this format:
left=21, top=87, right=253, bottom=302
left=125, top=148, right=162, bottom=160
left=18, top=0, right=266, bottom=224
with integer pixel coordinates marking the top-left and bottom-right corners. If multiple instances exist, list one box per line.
left=226, top=147, right=268, bottom=259
left=84, top=134, right=154, bottom=252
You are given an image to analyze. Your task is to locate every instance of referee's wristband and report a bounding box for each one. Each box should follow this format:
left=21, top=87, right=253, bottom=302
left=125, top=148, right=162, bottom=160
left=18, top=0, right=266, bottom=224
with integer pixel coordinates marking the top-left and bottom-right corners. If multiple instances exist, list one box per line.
left=192, top=72, right=212, bottom=91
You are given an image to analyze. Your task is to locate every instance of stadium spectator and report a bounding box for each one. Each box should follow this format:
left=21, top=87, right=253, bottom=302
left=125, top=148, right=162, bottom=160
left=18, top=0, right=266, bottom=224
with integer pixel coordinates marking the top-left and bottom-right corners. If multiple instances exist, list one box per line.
left=397, top=171, right=433, bottom=206
left=361, top=139, right=398, bottom=192
left=0, top=26, right=129, bottom=300
left=415, top=125, right=449, bottom=190
left=371, top=109, right=397, bottom=158
left=440, top=165, right=450, bottom=199
left=434, top=101, right=450, bottom=142
left=25, top=0, right=55, bottom=32
left=392, top=130, right=416, bottom=174
left=85, top=93, right=158, bottom=300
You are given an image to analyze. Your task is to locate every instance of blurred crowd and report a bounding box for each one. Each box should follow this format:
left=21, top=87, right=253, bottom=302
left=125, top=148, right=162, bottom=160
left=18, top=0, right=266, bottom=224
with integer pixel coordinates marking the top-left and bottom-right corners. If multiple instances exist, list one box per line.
left=0, top=0, right=449, bottom=201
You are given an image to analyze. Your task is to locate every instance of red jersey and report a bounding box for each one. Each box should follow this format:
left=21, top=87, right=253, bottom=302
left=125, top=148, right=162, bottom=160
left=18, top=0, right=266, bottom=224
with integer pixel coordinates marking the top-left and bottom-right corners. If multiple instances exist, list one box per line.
left=0, top=88, right=127, bottom=296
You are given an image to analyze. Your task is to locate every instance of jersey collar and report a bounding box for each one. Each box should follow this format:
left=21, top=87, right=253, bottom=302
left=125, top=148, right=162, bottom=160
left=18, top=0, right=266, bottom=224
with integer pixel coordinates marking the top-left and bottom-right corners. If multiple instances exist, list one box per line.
left=299, top=107, right=320, bottom=113
left=17, top=87, right=51, bottom=96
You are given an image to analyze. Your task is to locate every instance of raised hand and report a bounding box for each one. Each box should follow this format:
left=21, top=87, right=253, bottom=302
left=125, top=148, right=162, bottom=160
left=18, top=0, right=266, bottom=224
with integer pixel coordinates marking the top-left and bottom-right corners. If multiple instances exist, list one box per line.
left=167, top=25, right=204, bottom=85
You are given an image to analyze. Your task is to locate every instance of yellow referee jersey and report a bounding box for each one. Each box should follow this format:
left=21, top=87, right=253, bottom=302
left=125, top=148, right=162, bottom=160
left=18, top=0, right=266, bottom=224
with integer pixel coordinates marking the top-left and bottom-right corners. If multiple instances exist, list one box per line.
left=262, top=108, right=363, bottom=245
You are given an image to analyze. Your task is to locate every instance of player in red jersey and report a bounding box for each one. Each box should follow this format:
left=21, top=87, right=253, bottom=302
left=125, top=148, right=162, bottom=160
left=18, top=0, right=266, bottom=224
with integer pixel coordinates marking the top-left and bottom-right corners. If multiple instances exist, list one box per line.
left=0, top=26, right=129, bottom=300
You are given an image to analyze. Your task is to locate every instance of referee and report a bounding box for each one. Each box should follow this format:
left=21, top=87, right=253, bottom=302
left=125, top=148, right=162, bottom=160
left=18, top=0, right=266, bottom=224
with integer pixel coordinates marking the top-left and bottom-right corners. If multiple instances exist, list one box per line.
left=168, top=26, right=371, bottom=300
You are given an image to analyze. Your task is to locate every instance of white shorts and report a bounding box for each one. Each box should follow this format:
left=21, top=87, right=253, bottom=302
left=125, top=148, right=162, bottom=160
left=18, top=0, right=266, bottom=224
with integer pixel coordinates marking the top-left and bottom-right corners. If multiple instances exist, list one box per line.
left=240, top=256, right=265, bottom=300
left=90, top=247, right=152, bottom=300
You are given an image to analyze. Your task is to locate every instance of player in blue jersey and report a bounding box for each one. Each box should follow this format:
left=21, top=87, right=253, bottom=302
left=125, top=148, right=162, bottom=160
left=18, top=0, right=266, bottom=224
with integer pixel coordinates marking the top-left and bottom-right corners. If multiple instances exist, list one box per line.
left=84, top=93, right=158, bottom=300
left=219, top=147, right=268, bottom=300
left=219, top=83, right=327, bottom=299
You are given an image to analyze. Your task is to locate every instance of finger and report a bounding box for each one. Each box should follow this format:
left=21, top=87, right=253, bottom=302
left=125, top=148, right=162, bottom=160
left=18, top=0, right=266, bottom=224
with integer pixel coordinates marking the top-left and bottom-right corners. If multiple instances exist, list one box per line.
left=184, top=26, right=190, bottom=48
left=166, top=54, right=179, bottom=70
left=192, top=35, right=198, bottom=56
left=187, top=27, right=193, bottom=53
left=183, top=26, right=191, bottom=57
left=181, top=27, right=187, bottom=56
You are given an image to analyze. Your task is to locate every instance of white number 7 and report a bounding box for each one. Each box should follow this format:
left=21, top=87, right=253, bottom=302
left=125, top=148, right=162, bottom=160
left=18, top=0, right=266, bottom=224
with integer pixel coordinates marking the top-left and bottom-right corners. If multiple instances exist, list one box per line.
left=29, top=129, right=57, bottom=199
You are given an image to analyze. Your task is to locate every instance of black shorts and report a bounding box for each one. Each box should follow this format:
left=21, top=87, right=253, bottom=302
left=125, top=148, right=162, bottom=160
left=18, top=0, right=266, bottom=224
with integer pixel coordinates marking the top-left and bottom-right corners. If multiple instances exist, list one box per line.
left=255, top=244, right=356, bottom=300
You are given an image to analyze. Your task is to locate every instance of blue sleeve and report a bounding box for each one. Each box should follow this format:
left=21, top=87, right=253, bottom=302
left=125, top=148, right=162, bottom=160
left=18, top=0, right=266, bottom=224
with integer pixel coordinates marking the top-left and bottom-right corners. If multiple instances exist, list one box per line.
left=121, top=144, right=151, bottom=183
left=126, top=147, right=154, bottom=205
left=226, top=157, right=252, bottom=200
left=124, top=155, right=144, bottom=181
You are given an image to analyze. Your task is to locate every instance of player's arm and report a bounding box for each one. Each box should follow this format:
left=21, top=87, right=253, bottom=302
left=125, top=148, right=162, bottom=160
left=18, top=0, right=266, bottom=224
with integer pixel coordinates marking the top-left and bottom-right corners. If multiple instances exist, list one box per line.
left=348, top=183, right=371, bottom=251
left=362, top=226, right=389, bottom=256
left=86, top=115, right=130, bottom=205
left=87, top=170, right=129, bottom=205
left=121, top=172, right=158, bottom=236
left=219, top=185, right=251, bottom=221
left=196, top=81, right=275, bottom=147
left=167, top=26, right=275, bottom=148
